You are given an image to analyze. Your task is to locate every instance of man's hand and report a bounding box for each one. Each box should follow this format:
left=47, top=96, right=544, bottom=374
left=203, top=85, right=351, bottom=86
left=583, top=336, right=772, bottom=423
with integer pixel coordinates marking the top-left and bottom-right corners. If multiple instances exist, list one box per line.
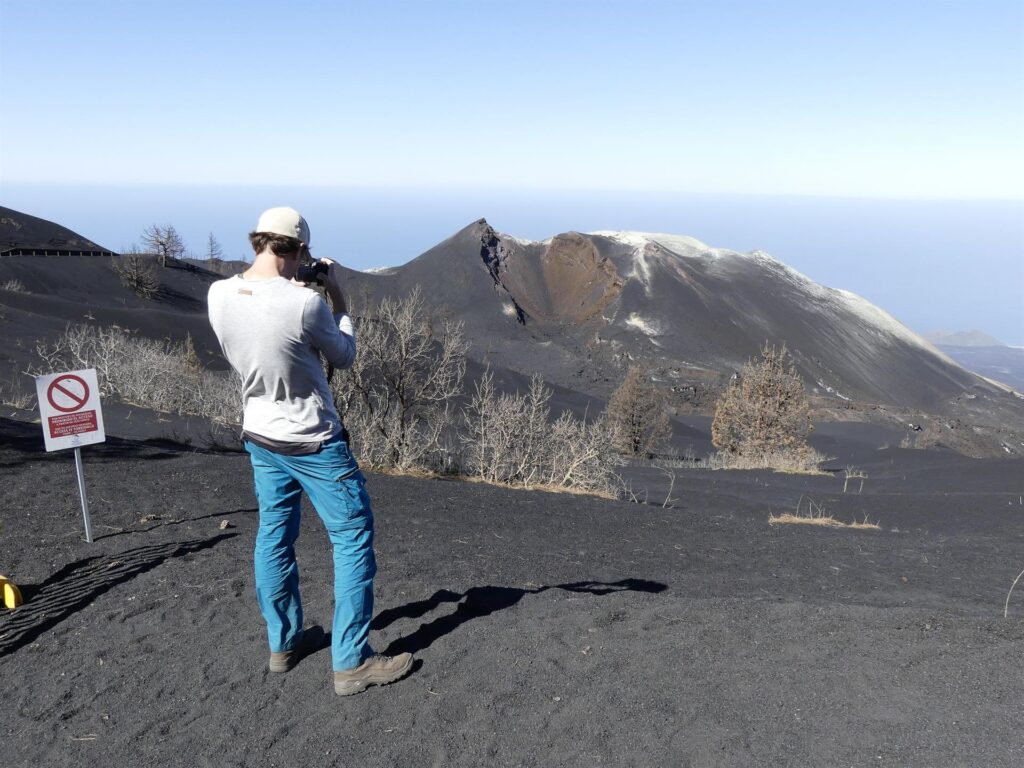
left=318, top=258, right=348, bottom=314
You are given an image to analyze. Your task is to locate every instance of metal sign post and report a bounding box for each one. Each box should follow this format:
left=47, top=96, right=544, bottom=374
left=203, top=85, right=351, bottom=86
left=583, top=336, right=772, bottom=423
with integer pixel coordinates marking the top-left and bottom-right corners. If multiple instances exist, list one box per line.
left=34, top=368, right=106, bottom=543
left=73, top=447, right=94, bottom=543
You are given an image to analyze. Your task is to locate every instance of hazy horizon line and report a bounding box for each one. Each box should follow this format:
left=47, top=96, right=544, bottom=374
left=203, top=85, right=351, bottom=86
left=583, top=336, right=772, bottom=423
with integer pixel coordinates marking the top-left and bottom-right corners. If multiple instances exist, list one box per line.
left=3, top=181, right=1022, bottom=205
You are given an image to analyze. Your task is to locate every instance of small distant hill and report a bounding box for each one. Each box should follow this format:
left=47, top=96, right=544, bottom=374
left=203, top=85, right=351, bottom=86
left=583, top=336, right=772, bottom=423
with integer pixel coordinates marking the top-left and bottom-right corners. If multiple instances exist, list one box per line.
left=0, top=206, right=116, bottom=255
left=922, top=330, right=1024, bottom=390
left=924, top=330, right=1005, bottom=347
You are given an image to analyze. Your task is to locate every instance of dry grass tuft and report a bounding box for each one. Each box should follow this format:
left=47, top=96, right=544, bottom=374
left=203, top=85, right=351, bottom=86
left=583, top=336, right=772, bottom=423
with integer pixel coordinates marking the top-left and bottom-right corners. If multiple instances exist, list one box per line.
left=707, top=448, right=832, bottom=475
left=0, top=377, right=35, bottom=410
left=471, top=476, right=619, bottom=500
left=768, top=512, right=880, bottom=530
left=768, top=495, right=881, bottom=530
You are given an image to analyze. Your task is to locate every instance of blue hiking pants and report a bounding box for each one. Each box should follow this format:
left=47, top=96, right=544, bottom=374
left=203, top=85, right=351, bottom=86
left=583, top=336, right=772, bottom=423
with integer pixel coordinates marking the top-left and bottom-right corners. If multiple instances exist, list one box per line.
left=244, top=435, right=376, bottom=671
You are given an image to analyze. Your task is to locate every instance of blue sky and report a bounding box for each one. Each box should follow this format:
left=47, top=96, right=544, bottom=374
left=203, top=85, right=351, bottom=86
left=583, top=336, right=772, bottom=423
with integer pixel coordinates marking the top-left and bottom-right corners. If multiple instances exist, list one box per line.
left=0, top=1, right=1022, bottom=342
left=1, top=0, right=1021, bottom=197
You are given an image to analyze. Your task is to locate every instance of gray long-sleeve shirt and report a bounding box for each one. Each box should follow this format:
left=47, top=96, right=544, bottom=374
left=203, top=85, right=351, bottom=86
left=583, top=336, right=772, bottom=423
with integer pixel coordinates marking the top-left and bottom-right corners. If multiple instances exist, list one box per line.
left=207, top=275, right=356, bottom=442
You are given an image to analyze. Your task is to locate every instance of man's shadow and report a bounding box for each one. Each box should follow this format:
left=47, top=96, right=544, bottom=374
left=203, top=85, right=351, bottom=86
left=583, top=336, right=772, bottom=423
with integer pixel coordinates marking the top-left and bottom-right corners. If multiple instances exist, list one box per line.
left=372, top=579, right=666, bottom=657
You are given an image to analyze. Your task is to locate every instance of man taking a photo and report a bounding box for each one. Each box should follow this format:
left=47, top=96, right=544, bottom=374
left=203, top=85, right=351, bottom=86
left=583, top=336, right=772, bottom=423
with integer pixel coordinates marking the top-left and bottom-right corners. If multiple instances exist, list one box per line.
left=208, top=206, right=413, bottom=696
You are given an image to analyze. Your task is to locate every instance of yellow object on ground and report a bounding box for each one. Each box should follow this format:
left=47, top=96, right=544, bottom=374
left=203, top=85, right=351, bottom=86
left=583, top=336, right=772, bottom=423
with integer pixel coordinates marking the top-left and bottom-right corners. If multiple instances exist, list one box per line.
left=0, top=575, right=23, bottom=609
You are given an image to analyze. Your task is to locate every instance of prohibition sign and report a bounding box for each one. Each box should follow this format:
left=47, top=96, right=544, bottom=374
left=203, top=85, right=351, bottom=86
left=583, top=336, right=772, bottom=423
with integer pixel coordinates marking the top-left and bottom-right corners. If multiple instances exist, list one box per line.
left=47, top=374, right=90, bottom=413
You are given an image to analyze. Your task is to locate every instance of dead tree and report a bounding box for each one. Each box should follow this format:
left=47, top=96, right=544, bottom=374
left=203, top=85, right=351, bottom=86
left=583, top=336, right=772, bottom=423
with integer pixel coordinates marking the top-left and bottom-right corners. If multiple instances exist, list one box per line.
left=206, top=232, right=223, bottom=269
left=142, top=224, right=185, bottom=268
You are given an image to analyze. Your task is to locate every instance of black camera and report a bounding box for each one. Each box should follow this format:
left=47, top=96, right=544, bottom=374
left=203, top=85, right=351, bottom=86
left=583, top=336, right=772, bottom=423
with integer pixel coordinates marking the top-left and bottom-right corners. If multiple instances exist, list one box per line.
left=296, top=262, right=329, bottom=283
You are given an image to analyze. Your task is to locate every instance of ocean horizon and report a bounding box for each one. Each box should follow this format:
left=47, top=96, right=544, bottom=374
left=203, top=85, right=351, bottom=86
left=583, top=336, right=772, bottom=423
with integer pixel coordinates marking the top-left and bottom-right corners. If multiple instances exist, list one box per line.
left=2, top=184, right=1021, bottom=346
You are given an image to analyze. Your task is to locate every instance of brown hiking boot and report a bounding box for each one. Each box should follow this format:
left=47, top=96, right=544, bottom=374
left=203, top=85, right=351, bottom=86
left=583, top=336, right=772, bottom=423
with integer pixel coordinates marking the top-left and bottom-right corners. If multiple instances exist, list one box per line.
left=268, top=626, right=327, bottom=673
left=333, top=652, right=414, bottom=696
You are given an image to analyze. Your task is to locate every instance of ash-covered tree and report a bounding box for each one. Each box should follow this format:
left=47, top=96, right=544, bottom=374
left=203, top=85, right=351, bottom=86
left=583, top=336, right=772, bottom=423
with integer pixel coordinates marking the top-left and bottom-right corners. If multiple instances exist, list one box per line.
left=111, top=246, right=160, bottom=298
left=142, top=224, right=185, bottom=267
left=711, top=342, right=815, bottom=469
left=605, top=365, right=671, bottom=457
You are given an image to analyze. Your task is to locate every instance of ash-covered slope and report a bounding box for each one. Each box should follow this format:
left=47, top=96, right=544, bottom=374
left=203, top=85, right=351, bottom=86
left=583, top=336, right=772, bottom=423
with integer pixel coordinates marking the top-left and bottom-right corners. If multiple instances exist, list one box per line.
left=341, top=220, right=1019, bottom=419
left=0, top=252, right=229, bottom=379
left=0, top=206, right=114, bottom=253
left=583, top=230, right=987, bottom=411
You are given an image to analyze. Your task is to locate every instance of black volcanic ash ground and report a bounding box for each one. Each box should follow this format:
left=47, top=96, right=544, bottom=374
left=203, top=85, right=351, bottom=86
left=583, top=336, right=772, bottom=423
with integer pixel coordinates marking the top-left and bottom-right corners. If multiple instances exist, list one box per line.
left=2, top=418, right=1023, bottom=767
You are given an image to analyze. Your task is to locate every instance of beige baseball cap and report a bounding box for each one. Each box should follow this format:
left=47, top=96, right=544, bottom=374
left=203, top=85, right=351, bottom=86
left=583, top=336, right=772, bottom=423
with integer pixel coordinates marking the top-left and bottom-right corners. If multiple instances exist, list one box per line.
left=255, top=206, right=310, bottom=245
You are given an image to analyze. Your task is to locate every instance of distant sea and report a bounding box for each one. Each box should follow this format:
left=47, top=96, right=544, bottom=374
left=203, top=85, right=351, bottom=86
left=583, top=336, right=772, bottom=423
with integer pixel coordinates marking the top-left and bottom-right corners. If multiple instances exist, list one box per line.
left=3, top=184, right=1022, bottom=346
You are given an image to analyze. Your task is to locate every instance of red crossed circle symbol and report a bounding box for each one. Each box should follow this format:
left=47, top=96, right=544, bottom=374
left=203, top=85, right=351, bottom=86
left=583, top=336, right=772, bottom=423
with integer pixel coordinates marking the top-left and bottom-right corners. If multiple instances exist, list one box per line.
left=47, top=374, right=90, bottom=413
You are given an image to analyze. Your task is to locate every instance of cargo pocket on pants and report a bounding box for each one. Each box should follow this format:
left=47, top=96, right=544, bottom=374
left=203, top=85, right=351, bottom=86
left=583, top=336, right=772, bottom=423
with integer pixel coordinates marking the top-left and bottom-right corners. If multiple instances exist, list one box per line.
left=336, top=469, right=372, bottom=522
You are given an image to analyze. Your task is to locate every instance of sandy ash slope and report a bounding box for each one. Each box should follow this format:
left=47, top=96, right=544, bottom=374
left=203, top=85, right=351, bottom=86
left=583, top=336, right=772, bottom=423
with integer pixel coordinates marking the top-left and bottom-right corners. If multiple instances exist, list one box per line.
left=2, top=416, right=1023, bottom=768
left=0, top=206, right=114, bottom=254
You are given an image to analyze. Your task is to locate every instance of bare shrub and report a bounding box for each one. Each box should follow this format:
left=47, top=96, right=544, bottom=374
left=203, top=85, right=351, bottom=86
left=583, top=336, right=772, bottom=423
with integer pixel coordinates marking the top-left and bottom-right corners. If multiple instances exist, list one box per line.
left=546, top=411, right=619, bottom=495
left=463, top=370, right=549, bottom=485
left=463, top=369, right=619, bottom=496
left=1, top=278, right=27, bottom=293
left=326, top=283, right=619, bottom=492
left=711, top=342, right=819, bottom=472
left=604, top=365, right=672, bottom=457
left=659, top=468, right=678, bottom=508
left=330, top=287, right=468, bottom=471
left=111, top=248, right=160, bottom=298
left=843, top=466, right=867, bottom=493
left=30, top=323, right=240, bottom=425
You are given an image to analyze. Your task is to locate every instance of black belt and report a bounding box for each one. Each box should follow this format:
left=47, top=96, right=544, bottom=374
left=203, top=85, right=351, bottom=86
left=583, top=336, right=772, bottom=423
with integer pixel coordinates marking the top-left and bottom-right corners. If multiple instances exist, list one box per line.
left=242, top=427, right=350, bottom=456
